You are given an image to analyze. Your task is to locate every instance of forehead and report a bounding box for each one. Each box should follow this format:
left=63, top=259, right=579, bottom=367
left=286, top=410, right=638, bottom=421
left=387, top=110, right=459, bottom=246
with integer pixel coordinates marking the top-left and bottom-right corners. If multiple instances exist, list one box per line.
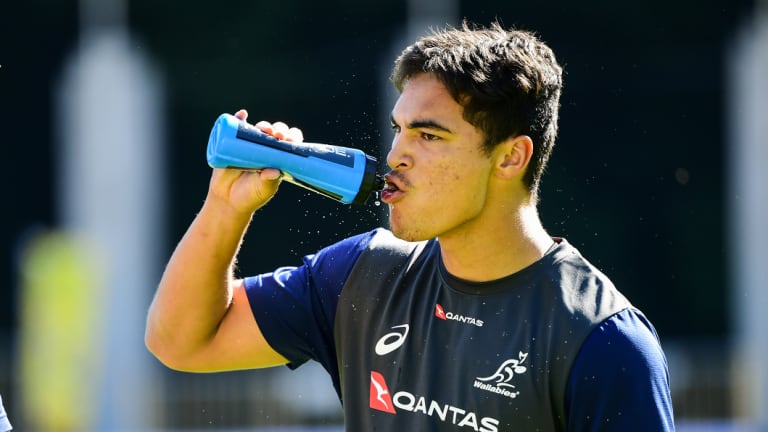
left=391, top=74, right=465, bottom=124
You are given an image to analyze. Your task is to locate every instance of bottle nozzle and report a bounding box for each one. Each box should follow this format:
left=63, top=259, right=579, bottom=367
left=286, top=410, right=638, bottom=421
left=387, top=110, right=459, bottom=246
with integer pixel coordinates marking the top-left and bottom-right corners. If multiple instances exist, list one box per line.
left=375, top=175, right=385, bottom=191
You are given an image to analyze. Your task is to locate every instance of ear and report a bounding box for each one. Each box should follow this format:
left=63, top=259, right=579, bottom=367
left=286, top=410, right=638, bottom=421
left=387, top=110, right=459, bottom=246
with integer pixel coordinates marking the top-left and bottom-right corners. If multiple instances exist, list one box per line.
left=494, top=135, right=533, bottom=180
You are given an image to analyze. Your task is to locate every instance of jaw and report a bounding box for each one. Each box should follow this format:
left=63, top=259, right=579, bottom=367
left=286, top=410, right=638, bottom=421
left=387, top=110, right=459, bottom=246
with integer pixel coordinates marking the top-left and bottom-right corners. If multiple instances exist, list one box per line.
left=386, top=204, right=421, bottom=242
left=387, top=196, right=489, bottom=244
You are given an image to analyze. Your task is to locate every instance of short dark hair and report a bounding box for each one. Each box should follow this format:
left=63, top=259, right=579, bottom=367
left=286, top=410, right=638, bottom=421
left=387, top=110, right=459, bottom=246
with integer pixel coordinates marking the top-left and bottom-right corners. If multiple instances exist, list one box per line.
left=391, top=21, right=563, bottom=200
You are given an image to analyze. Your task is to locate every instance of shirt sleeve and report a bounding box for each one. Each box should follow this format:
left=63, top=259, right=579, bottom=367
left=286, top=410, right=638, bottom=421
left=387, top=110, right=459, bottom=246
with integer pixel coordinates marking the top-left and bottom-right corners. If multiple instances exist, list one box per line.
left=565, top=308, right=676, bottom=431
left=244, top=229, right=378, bottom=376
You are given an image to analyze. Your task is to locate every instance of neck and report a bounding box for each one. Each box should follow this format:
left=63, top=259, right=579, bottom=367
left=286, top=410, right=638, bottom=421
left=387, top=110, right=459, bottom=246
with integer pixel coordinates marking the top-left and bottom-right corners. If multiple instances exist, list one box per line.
left=438, top=202, right=553, bottom=282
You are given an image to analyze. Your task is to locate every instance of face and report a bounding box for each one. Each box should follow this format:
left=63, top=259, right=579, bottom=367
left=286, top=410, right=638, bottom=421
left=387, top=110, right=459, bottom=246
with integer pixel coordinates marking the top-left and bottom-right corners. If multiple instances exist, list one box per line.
left=381, top=73, right=496, bottom=242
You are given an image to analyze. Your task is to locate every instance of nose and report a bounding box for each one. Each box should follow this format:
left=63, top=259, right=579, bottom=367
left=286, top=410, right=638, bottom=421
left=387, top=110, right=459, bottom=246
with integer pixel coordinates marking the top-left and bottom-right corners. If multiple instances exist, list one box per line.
left=386, top=134, right=411, bottom=170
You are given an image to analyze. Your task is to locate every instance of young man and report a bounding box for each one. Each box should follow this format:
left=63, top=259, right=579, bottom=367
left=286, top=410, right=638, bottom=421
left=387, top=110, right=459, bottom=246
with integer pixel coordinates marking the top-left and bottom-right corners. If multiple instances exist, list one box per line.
left=146, top=22, right=675, bottom=430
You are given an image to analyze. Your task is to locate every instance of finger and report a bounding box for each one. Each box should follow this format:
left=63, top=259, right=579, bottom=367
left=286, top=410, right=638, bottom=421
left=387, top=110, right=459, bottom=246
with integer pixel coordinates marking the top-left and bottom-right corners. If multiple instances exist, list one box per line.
left=285, top=127, right=304, bottom=143
left=271, top=122, right=290, bottom=140
left=234, top=109, right=248, bottom=121
left=254, top=121, right=274, bottom=135
left=259, top=168, right=283, bottom=181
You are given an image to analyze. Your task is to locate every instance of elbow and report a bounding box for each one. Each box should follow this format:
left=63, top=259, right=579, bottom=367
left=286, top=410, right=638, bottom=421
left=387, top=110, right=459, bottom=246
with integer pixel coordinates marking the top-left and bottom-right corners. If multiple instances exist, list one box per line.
left=144, top=327, right=164, bottom=361
left=145, top=324, right=172, bottom=368
left=145, top=321, right=190, bottom=372
left=145, top=320, right=214, bottom=372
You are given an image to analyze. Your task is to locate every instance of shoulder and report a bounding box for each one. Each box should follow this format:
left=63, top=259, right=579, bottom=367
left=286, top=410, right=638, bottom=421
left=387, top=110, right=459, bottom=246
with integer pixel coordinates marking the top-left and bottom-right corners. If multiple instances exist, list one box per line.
left=337, top=228, right=427, bottom=273
left=566, top=309, right=675, bottom=430
left=314, top=228, right=385, bottom=259
left=552, top=239, right=618, bottom=291
left=246, top=228, right=410, bottom=297
left=545, top=239, right=632, bottom=325
left=310, top=228, right=401, bottom=262
left=333, top=229, right=429, bottom=295
left=574, top=309, right=669, bottom=376
left=297, top=228, right=392, bottom=277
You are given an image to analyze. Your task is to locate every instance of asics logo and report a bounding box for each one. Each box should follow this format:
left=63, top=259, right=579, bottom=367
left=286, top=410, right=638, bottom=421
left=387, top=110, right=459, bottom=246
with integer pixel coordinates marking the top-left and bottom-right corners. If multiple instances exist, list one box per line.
left=375, top=324, right=409, bottom=355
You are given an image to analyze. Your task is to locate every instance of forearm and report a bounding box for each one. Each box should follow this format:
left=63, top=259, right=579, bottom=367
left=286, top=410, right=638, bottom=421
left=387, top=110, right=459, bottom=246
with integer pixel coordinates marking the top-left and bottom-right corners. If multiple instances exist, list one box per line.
left=145, top=195, right=253, bottom=362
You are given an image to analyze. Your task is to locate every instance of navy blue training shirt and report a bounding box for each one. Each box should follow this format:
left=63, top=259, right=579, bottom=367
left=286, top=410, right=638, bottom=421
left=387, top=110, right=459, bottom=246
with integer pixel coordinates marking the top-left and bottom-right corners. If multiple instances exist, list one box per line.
left=246, top=229, right=674, bottom=431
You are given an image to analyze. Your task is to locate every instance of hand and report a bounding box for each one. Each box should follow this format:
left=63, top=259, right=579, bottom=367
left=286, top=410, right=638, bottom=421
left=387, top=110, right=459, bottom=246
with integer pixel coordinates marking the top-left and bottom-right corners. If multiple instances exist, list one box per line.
left=207, top=109, right=305, bottom=215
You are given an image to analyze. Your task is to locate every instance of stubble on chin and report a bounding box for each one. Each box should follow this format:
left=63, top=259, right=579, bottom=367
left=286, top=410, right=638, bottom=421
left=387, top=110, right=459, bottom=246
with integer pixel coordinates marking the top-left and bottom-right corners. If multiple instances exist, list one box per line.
left=387, top=206, right=431, bottom=242
left=387, top=217, right=410, bottom=242
left=389, top=222, right=428, bottom=243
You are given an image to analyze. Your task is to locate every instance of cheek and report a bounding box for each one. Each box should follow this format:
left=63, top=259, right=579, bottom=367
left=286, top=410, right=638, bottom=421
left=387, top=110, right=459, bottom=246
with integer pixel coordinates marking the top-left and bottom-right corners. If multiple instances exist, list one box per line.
left=431, top=157, right=489, bottom=197
left=411, top=164, right=488, bottom=229
left=430, top=157, right=468, bottom=184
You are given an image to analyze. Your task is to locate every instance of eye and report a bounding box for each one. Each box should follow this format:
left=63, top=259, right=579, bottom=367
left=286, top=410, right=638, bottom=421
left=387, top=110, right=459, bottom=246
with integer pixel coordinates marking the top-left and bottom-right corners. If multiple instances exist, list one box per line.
left=421, top=132, right=440, bottom=141
left=390, top=122, right=401, bottom=134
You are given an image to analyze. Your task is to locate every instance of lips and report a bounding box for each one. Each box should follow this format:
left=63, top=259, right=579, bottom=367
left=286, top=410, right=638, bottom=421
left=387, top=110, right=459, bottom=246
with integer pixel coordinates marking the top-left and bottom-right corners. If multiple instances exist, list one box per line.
left=380, top=173, right=404, bottom=203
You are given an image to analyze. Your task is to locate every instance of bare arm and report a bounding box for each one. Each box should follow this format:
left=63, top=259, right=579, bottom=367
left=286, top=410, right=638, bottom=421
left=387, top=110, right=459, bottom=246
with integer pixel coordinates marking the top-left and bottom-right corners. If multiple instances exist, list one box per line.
left=145, top=110, right=302, bottom=371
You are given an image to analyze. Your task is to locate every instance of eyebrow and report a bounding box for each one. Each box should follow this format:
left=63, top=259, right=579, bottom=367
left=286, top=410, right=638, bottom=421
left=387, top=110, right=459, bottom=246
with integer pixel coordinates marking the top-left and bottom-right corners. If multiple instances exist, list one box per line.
left=390, top=113, right=454, bottom=134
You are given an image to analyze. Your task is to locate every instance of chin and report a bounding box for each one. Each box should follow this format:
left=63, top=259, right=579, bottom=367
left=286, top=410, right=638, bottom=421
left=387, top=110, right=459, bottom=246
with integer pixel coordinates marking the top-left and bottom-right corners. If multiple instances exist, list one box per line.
left=391, top=231, right=421, bottom=242
left=387, top=208, right=440, bottom=242
left=388, top=223, right=431, bottom=243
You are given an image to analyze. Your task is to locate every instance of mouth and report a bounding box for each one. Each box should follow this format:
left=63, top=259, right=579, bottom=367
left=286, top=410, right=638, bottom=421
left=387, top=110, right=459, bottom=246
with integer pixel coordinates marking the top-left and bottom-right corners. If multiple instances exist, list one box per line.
left=380, top=173, right=404, bottom=203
